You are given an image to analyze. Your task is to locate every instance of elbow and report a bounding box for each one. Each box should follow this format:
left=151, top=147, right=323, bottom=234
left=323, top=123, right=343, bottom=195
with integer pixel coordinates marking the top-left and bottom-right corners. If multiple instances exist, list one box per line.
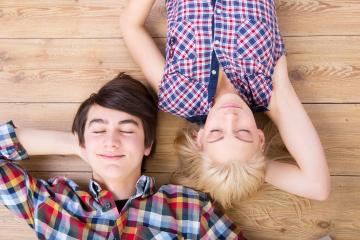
left=311, top=178, right=331, bottom=201
left=119, top=12, right=134, bottom=35
left=313, top=187, right=330, bottom=201
left=119, top=18, right=139, bottom=42
left=119, top=13, right=142, bottom=36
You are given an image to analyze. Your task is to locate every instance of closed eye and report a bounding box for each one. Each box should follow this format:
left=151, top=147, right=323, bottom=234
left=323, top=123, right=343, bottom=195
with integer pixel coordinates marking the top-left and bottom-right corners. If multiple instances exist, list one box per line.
left=93, top=130, right=106, bottom=134
left=234, top=129, right=253, bottom=143
left=119, top=130, right=134, bottom=134
left=207, top=129, right=224, bottom=143
left=210, top=129, right=221, bottom=133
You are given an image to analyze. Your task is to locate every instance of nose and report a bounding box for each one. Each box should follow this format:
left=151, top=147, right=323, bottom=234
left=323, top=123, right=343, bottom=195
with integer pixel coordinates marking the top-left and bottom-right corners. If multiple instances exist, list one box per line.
left=223, top=111, right=239, bottom=131
left=103, top=132, right=120, bottom=149
left=223, top=110, right=239, bottom=121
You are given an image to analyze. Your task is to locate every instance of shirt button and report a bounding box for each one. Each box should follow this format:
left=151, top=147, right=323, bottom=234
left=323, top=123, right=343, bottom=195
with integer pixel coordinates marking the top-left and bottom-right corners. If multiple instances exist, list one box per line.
left=216, top=9, right=222, bottom=15
left=169, top=49, right=174, bottom=58
left=169, top=37, right=176, bottom=46
left=211, top=70, right=217, bottom=75
left=103, top=201, right=112, bottom=211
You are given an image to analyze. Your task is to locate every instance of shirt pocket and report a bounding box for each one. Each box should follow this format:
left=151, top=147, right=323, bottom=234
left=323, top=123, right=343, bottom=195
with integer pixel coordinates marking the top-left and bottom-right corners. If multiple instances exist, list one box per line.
left=233, top=18, right=273, bottom=64
left=166, top=21, right=197, bottom=79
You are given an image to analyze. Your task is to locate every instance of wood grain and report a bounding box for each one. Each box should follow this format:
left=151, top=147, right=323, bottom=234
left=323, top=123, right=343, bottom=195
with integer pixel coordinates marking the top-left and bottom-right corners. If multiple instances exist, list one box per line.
left=0, top=103, right=358, bottom=175
left=236, top=176, right=360, bottom=240
left=1, top=37, right=359, bottom=103
left=0, top=0, right=359, bottom=239
left=0, top=1, right=359, bottom=38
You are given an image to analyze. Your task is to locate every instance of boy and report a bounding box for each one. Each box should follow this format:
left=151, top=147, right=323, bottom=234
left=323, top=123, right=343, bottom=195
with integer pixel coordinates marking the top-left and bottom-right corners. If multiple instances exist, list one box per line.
left=0, top=74, right=244, bottom=239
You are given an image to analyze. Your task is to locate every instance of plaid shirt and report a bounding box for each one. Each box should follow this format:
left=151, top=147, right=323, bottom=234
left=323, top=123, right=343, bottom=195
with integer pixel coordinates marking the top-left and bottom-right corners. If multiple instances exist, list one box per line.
left=0, top=121, right=245, bottom=240
left=158, top=0, right=285, bottom=123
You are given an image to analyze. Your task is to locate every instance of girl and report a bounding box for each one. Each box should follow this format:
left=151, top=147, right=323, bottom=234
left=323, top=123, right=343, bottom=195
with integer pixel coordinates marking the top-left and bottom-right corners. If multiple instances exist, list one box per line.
left=120, top=0, right=330, bottom=208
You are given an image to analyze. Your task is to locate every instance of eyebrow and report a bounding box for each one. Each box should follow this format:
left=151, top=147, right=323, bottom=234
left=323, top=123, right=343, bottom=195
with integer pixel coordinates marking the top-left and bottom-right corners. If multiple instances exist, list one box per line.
left=88, top=118, right=139, bottom=127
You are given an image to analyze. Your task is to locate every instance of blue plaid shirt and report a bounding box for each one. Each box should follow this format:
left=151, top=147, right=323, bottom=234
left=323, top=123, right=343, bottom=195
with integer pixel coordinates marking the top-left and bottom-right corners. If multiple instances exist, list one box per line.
left=158, top=0, right=286, bottom=124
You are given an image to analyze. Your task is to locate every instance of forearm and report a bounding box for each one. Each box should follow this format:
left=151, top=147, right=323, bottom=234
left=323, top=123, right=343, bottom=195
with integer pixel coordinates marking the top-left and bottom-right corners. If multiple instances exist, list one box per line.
left=265, top=160, right=330, bottom=201
left=122, top=27, right=165, bottom=92
left=16, top=128, right=79, bottom=156
left=120, top=0, right=165, bottom=93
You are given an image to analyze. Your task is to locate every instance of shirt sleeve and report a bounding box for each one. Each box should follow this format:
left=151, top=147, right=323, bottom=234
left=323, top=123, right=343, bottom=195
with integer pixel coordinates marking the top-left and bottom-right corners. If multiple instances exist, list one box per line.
left=0, top=121, right=28, bottom=161
left=199, top=201, right=247, bottom=240
left=0, top=121, right=49, bottom=228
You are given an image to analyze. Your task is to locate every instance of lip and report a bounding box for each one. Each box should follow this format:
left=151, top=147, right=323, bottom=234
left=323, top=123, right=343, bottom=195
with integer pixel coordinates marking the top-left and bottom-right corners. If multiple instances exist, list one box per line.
left=97, top=154, right=125, bottom=160
left=220, top=104, right=242, bottom=109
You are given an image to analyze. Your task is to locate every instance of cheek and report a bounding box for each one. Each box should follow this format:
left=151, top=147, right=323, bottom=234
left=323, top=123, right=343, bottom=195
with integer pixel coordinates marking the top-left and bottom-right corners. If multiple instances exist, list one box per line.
left=205, top=109, right=218, bottom=122
left=203, top=113, right=219, bottom=131
left=238, top=110, right=257, bottom=127
left=123, top=135, right=145, bottom=153
left=83, top=134, right=101, bottom=153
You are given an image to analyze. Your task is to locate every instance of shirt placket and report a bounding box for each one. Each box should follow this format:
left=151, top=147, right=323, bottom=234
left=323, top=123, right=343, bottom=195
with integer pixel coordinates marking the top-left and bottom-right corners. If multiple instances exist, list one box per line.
left=207, top=0, right=221, bottom=107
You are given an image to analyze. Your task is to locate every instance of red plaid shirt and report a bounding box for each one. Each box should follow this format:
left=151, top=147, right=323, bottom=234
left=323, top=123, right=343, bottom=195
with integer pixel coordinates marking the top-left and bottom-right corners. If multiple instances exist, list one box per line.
left=158, top=0, right=285, bottom=123
left=0, top=121, right=245, bottom=239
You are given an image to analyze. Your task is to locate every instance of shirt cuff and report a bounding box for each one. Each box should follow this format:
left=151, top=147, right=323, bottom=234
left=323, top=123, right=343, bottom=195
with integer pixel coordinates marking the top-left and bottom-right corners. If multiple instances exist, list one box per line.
left=0, top=121, right=28, bottom=161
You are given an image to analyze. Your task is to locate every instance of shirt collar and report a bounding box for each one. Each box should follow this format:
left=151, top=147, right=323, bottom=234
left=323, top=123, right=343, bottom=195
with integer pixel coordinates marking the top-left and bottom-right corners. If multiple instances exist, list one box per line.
left=88, top=175, right=156, bottom=201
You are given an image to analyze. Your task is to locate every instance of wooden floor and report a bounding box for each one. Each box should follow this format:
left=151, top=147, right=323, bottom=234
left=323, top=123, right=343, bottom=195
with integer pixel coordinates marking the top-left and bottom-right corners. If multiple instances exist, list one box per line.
left=0, top=1, right=359, bottom=239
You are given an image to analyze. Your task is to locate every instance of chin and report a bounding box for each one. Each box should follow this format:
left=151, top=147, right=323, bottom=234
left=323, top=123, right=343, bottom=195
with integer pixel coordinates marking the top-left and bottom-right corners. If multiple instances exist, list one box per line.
left=216, top=94, right=243, bottom=105
left=102, top=166, right=124, bottom=179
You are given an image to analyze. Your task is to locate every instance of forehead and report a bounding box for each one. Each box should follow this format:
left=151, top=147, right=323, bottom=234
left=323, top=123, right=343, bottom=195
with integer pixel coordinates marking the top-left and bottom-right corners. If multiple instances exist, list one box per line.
left=86, top=104, right=142, bottom=126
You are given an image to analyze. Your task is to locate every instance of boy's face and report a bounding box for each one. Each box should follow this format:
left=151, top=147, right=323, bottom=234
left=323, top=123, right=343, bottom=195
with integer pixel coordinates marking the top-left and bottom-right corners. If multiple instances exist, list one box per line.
left=80, top=104, right=151, bottom=182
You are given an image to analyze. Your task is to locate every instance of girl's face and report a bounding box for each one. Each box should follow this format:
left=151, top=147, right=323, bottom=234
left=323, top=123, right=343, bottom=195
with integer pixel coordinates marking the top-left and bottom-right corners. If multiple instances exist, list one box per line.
left=197, top=93, right=265, bottom=163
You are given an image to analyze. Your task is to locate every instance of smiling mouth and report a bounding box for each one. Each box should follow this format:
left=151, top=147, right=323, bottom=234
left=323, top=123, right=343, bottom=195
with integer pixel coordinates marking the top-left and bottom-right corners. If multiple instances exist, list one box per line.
left=97, top=154, right=125, bottom=160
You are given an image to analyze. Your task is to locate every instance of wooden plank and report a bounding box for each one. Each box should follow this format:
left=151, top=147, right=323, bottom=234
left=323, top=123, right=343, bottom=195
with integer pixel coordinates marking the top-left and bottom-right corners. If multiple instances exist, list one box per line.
left=0, top=1, right=124, bottom=39
left=0, top=38, right=165, bottom=102
left=1, top=37, right=359, bottom=103
left=0, top=175, right=359, bottom=239
left=276, top=0, right=360, bottom=36
left=0, top=103, right=359, bottom=175
left=0, top=0, right=166, bottom=39
left=0, top=1, right=359, bottom=38
left=230, top=176, right=360, bottom=239
left=285, top=36, right=360, bottom=103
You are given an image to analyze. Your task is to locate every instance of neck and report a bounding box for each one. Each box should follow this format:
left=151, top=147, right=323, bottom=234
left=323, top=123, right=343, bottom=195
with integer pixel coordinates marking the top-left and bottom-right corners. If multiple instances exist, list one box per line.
left=214, top=68, right=238, bottom=101
left=93, top=171, right=141, bottom=200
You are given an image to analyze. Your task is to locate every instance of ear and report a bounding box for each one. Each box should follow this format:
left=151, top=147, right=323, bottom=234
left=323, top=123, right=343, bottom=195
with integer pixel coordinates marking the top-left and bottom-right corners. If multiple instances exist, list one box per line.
left=196, top=128, right=205, bottom=150
left=257, top=129, right=265, bottom=152
left=144, top=142, right=153, bottom=156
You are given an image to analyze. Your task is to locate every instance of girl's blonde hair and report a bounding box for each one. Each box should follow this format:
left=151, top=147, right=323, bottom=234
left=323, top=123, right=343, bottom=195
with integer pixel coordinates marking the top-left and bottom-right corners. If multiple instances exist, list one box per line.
left=171, top=122, right=309, bottom=234
left=171, top=124, right=266, bottom=209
